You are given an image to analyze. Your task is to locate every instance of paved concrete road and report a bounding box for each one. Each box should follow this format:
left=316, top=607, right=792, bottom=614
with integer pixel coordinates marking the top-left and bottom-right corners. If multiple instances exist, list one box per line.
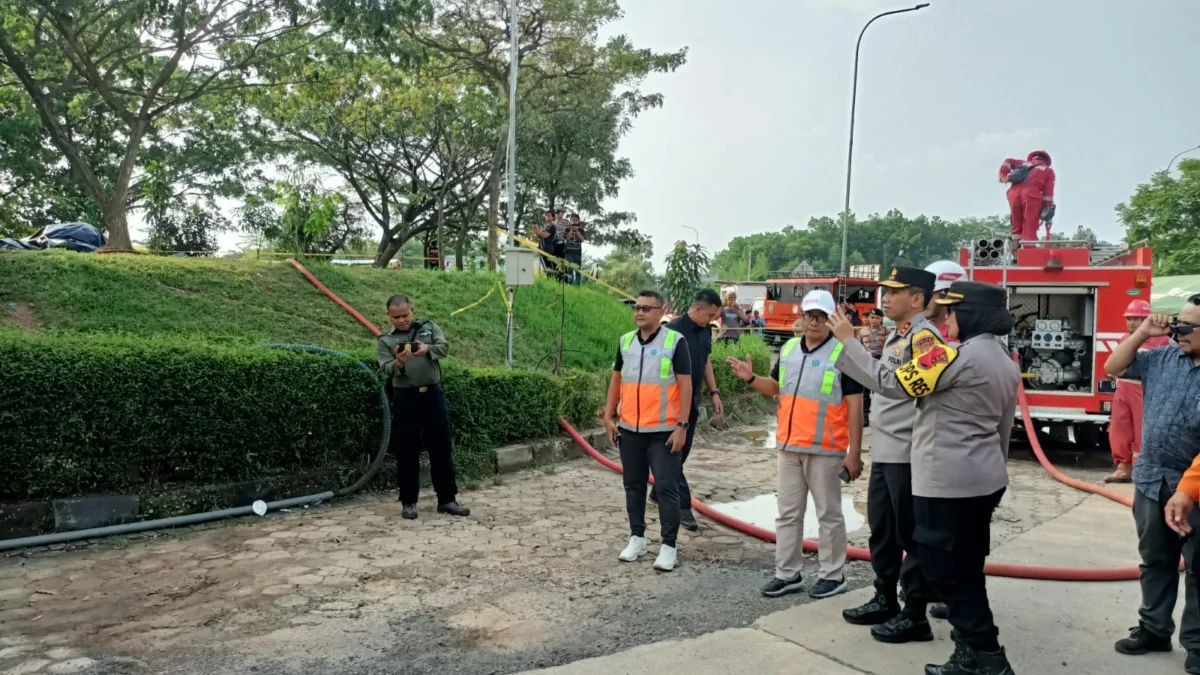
left=524, top=493, right=1185, bottom=675
left=0, top=426, right=1130, bottom=675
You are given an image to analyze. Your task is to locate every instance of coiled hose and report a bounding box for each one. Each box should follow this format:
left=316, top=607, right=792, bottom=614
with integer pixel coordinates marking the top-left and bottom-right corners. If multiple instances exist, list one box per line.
left=0, top=344, right=391, bottom=552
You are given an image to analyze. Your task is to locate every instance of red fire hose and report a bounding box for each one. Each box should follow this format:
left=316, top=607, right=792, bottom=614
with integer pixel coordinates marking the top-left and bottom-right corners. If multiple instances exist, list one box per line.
left=289, top=259, right=1143, bottom=582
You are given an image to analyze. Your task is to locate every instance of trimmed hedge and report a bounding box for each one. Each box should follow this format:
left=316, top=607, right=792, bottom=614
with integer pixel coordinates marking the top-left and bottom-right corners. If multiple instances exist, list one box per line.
left=710, top=334, right=774, bottom=395
left=0, top=331, right=603, bottom=501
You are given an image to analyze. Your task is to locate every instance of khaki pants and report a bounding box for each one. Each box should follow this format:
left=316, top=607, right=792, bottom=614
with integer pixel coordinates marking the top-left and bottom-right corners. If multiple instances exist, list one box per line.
left=776, top=451, right=847, bottom=581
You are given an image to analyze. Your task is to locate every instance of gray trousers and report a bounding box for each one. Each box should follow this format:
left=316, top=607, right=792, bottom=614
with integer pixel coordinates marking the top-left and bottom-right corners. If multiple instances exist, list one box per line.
left=1134, top=479, right=1200, bottom=648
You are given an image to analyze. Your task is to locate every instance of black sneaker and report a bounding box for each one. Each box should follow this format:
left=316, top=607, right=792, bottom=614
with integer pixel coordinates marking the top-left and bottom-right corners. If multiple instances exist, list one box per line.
left=402, top=504, right=418, bottom=520
left=679, top=509, right=699, bottom=532
left=1114, top=625, right=1173, bottom=655
left=871, top=613, right=935, bottom=644
left=808, top=577, right=848, bottom=599
left=842, top=590, right=899, bottom=626
left=761, top=575, right=805, bottom=598
left=437, top=501, right=471, bottom=517
left=924, top=640, right=977, bottom=675
left=930, top=602, right=949, bottom=620
left=1187, top=650, right=1200, bottom=675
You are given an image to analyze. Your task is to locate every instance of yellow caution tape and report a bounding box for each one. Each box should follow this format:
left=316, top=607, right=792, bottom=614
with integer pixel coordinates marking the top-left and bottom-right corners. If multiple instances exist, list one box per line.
left=450, top=285, right=497, bottom=316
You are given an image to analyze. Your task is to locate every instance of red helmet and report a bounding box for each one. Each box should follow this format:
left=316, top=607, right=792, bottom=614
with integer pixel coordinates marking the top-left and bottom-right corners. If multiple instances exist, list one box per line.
left=1027, top=150, right=1052, bottom=165
left=1124, top=299, right=1152, bottom=318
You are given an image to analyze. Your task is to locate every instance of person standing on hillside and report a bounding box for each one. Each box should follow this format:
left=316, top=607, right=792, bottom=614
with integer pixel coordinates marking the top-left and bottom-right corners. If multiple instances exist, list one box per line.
left=376, top=295, right=470, bottom=520
left=604, top=290, right=693, bottom=572
left=532, top=210, right=560, bottom=280
left=728, top=290, right=864, bottom=601
left=841, top=267, right=940, bottom=645
left=659, top=288, right=724, bottom=532
left=1106, top=294, right=1200, bottom=670
left=1105, top=299, right=1173, bottom=483
left=564, top=213, right=585, bottom=285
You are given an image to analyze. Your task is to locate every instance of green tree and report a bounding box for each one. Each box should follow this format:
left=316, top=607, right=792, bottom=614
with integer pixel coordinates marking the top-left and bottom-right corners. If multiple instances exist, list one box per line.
left=0, top=0, right=422, bottom=249
left=1117, top=158, right=1200, bottom=275
left=661, top=241, right=709, bottom=313
left=598, top=239, right=655, bottom=297
left=146, top=205, right=226, bottom=256
left=401, top=0, right=686, bottom=269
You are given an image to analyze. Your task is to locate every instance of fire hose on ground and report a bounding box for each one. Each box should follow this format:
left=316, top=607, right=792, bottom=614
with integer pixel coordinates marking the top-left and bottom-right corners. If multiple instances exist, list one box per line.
left=287, top=258, right=1145, bottom=582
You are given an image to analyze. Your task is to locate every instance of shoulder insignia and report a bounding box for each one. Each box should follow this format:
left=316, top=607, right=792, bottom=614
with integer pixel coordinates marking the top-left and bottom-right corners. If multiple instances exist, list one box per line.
left=894, top=329, right=958, bottom=399
left=899, top=321, right=912, bottom=336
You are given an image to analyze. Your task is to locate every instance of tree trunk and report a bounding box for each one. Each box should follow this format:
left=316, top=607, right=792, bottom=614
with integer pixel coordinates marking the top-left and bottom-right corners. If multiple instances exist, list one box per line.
left=376, top=239, right=402, bottom=268
left=101, top=201, right=134, bottom=250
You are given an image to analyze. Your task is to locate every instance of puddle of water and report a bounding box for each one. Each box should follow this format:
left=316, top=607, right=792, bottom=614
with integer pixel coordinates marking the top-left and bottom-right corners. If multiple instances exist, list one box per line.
left=707, top=493, right=867, bottom=538
left=738, top=424, right=778, bottom=450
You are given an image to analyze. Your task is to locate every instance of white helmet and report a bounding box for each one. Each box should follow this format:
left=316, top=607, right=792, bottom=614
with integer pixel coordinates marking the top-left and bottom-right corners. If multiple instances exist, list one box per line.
left=925, top=260, right=966, bottom=292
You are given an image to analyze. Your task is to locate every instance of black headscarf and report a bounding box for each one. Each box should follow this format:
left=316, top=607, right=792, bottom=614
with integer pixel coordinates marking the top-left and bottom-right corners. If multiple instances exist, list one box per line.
left=951, top=303, right=1014, bottom=342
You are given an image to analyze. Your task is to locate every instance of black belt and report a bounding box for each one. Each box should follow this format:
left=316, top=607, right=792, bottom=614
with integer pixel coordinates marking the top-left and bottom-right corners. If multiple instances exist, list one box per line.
left=398, top=384, right=440, bottom=394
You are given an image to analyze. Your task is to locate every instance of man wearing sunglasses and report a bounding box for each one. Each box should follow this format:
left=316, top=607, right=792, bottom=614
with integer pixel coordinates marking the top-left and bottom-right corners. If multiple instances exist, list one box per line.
left=1105, top=293, right=1200, bottom=672
left=605, top=291, right=693, bottom=573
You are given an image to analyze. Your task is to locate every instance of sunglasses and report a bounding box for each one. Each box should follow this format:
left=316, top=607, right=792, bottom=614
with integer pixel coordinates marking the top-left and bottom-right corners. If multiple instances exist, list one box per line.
left=1171, top=322, right=1197, bottom=338
left=633, top=305, right=663, bottom=313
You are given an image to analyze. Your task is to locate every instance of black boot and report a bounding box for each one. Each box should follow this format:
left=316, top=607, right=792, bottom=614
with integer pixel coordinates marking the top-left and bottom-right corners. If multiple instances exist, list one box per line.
left=924, top=640, right=978, bottom=675
left=975, top=647, right=1016, bottom=675
left=842, top=590, right=899, bottom=626
left=437, top=501, right=470, bottom=517
left=930, top=602, right=949, bottom=620
left=871, top=611, right=934, bottom=644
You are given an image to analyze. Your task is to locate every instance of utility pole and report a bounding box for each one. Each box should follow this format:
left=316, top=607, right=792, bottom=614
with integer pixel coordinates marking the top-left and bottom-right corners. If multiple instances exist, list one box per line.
left=503, top=0, right=519, bottom=369
left=839, top=4, right=930, bottom=276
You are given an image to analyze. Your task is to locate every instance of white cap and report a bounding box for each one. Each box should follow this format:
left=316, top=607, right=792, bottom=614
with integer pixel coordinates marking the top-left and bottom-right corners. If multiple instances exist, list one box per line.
left=925, top=260, right=967, bottom=292
left=801, top=289, right=837, bottom=316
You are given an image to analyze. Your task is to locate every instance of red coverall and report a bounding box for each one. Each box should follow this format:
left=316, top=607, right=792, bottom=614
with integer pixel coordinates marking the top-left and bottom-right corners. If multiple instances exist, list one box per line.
left=1108, top=334, right=1173, bottom=465
left=998, top=151, right=1056, bottom=243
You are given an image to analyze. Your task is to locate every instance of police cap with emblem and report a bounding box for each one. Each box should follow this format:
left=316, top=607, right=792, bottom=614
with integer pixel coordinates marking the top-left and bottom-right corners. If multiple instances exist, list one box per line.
left=879, top=266, right=936, bottom=295
left=934, top=281, right=1007, bottom=308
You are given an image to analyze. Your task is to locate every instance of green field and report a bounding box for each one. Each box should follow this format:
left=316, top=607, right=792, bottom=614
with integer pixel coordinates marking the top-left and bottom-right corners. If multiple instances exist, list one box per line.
left=0, top=251, right=633, bottom=370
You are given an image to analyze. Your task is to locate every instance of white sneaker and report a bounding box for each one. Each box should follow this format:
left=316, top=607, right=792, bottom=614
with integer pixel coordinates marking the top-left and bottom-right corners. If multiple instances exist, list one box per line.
left=618, top=536, right=647, bottom=562
left=653, top=545, right=677, bottom=572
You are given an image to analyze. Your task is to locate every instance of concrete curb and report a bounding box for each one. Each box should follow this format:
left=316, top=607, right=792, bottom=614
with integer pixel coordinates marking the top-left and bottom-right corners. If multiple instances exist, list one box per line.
left=495, top=429, right=604, bottom=474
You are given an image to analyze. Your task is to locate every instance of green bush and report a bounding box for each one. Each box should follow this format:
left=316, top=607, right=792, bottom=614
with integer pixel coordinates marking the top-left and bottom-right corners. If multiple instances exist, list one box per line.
left=0, top=331, right=603, bottom=501
left=710, top=334, right=773, bottom=396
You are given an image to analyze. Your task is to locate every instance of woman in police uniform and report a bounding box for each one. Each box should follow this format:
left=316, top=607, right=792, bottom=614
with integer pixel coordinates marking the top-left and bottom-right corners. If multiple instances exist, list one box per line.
left=831, top=280, right=1020, bottom=675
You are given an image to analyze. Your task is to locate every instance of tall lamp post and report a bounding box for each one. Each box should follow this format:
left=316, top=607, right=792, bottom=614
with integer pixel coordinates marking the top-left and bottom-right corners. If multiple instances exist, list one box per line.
left=838, top=4, right=930, bottom=278
left=503, top=0, right=519, bottom=369
left=682, top=225, right=700, bottom=247
left=1166, top=144, right=1200, bottom=175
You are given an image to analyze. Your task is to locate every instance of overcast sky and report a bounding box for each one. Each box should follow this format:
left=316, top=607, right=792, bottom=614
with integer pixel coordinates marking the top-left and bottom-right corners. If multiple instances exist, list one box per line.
left=604, top=0, right=1200, bottom=268
left=185, top=0, right=1199, bottom=266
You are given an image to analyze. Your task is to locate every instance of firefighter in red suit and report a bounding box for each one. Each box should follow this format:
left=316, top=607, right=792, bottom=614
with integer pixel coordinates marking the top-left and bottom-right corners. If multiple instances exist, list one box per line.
left=1105, top=299, right=1173, bottom=483
left=998, top=150, right=1056, bottom=247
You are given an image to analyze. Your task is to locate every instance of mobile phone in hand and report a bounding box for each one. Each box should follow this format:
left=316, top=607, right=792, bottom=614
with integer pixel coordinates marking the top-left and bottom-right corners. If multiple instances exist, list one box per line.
left=839, top=467, right=852, bottom=484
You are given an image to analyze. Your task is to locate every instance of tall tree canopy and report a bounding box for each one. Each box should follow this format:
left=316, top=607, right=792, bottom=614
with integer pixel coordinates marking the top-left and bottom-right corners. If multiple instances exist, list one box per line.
left=709, top=211, right=1004, bottom=281
left=1117, top=158, right=1200, bottom=276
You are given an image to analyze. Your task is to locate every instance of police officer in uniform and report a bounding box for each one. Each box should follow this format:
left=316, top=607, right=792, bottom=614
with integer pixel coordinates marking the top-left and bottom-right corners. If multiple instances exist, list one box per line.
left=376, top=295, right=470, bottom=520
left=841, top=267, right=940, bottom=644
left=831, top=281, right=1019, bottom=675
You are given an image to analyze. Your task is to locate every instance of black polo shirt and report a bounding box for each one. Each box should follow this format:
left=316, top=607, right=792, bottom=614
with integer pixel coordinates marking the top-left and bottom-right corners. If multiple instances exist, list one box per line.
left=667, top=312, right=712, bottom=408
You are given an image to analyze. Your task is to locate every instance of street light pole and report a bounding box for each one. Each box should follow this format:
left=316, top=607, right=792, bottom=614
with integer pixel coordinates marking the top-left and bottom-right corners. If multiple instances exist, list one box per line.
left=838, top=4, right=930, bottom=278
left=1166, top=144, right=1200, bottom=175
left=682, top=225, right=700, bottom=248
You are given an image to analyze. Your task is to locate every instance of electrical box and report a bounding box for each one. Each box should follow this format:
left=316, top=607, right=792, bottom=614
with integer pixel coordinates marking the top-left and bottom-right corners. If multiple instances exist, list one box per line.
left=505, top=247, right=537, bottom=287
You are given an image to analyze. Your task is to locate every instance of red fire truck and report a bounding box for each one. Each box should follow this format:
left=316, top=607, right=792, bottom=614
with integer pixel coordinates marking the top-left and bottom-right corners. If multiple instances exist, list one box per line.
left=761, top=272, right=881, bottom=347
left=959, top=238, right=1154, bottom=446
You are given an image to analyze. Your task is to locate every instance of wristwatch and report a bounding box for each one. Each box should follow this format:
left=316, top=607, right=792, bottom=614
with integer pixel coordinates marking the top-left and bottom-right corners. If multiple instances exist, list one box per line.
left=711, top=389, right=721, bottom=396
left=677, top=421, right=690, bottom=430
